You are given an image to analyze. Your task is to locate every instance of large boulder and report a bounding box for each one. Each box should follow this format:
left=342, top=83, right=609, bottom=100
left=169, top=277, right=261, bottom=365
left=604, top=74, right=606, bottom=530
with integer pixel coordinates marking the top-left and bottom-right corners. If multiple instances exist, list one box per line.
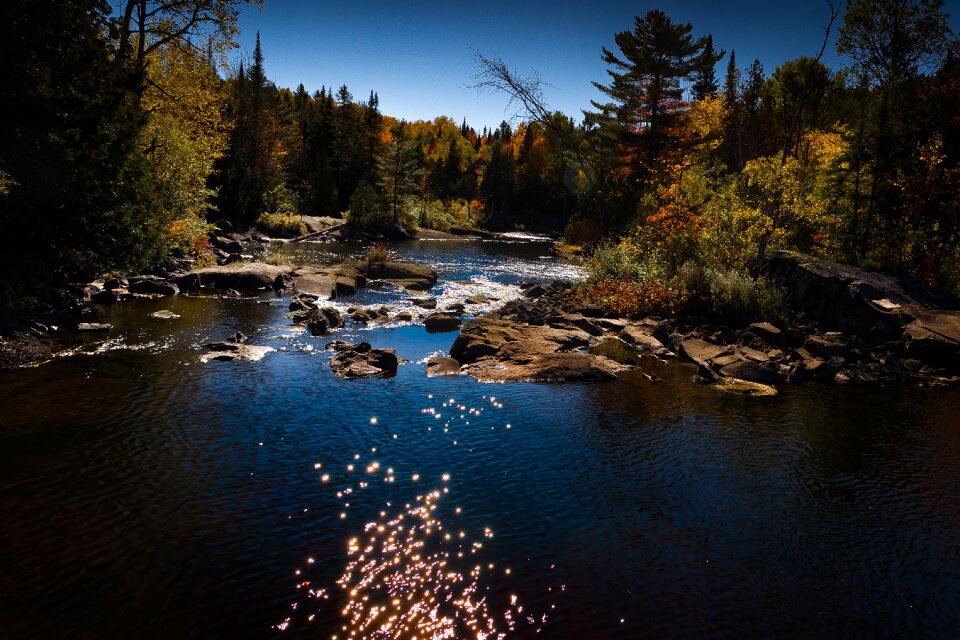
left=902, top=310, right=960, bottom=368
left=426, top=356, right=462, bottom=377
left=330, top=342, right=399, bottom=378
left=174, top=262, right=293, bottom=292
left=291, top=264, right=365, bottom=299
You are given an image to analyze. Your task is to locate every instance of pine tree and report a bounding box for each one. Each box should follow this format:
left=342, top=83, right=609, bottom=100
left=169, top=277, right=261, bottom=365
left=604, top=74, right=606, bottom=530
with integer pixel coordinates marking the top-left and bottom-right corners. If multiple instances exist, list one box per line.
left=587, top=9, right=719, bottom=180
left=691, top=35, right=725, bottom=100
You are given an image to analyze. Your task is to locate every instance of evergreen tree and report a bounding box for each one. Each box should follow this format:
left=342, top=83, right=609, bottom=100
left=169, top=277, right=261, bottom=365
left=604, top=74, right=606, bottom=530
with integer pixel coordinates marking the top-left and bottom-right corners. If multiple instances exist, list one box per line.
left=587, top=9, right=719, bottom=181
left=0, top=0, right=162, bottom=289
left=691, top=35, right=725, bottom=100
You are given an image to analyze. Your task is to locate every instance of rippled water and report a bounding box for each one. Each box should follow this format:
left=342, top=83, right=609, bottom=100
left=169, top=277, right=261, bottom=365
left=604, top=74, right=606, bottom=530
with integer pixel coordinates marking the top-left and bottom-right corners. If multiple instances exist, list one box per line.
left=1, top=238, right=959, bottom=639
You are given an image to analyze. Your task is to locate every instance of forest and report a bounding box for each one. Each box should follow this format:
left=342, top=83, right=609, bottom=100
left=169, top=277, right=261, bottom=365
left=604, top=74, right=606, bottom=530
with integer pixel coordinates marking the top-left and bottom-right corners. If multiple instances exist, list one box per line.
left=1, top=0, right=957, bottom=315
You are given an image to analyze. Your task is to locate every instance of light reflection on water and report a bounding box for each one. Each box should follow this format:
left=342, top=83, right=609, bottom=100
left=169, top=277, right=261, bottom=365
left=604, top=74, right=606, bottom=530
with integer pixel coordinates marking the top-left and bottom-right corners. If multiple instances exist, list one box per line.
left=0, top=238, right=959, bottom=639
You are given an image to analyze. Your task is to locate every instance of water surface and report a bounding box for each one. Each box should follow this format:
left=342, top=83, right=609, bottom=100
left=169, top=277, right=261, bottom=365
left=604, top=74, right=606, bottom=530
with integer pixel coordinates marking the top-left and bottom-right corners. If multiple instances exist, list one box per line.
left=1, top=238, right=958, bottom=638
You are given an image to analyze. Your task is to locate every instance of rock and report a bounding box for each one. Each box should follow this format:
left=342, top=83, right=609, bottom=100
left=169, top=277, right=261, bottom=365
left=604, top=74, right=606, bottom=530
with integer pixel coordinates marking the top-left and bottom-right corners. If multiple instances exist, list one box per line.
left=149, top=310, right=180, bottom=320
left=718, top=358, right=783, bottom=385
left=426, top=356, right=462, bottom=377
left=335, top=276, right=360, bottom=297
left=103, top=277, right=126, bottom=291
left=802, top=336, right=846, bottom=359
left=325, top=340, right=352, bottom=351
left=445, top=303, right=466, bottom=314
left=330, top=343, right=399, bottom=378
left=595, top=318, right=628, bottom=332
left=464, top=294, right=492, bottom=305
left=360, top=261, right=437, bottom=292
left=522, top=283, right=548, bottom=298
left=589, top=337, right=646, bottom=366
left=549, top=314, right=602, bottom=336
left=174, top=262, right=293, bottom=292
left=306, top=307, right=344, bottom=336
left=901, top=310, right=960, bottom=369
left=395, top=311, right=414, bottom=322
left=200, top=343, right=273, bottom=362
left=213, top=218, right=234, bottom=233
left=761, top=250, right=960, bottom=345
left=449, top=224, right=496, bottom=239
left=746, top=322, right=786, bottom=346
left=677, top=338, right=730, bottom=367
left=77, top=322, right=111, bottom=332
left=128, top=278, right=179, bottom=296
left=787, top=358, right=841, bottom=383
left=424, top=313, right=462, bottom=333
left=0, top=332, right=53, bottom=368
left=409, top=297, right=438, bottom=309
left=382, top=222, right=413, bottom=240
left=351, top=307, right=392, bottom=324
left=466, top=353, right=625, bottom=383
left=619, top=326, right=665, bottom=351
left=835, top=369, right=878, bottom=385
left=289, top=292, right=319, bottom=312
left=448, top=315, right=618, bottom=382
left=90, top=289, right=119, bottom=304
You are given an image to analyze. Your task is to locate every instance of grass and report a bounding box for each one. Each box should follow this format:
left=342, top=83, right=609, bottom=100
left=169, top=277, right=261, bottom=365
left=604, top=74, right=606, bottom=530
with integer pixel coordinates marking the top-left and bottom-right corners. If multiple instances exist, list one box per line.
left=256, top=212, right=307, bottom=236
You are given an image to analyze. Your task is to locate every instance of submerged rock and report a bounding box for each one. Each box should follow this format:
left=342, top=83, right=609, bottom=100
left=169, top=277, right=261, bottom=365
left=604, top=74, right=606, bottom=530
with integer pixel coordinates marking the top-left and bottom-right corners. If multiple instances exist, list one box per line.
left=149, top=310, right=180, bottom=320
left=77, top=322, right=112, bottom=332
left=200, top=342, right=273, bottom=363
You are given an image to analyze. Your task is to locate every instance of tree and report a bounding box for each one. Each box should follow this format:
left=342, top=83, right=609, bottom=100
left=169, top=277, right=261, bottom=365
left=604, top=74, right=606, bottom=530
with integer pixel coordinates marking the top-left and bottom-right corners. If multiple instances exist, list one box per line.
left=587, top=9, right=720, bottom=181
left=115, top=0, right=262, bottom=75
left=691, top=35, right=725, bottom=100
left=377, top=121, right=419, bottom=223
left=0, top=0, right=163, bottom=289
left=837, top=0, right=953, bottom=262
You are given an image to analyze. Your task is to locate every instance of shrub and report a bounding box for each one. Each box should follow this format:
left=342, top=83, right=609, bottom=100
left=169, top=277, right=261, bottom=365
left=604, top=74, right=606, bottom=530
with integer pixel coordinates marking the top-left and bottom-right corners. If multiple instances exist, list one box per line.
left=165, top=215, right=213, bottom=258
left=256, top=211, right=307, bottom=236
left=365, top=243, right=390, bottom=264
left=676, top=262, right=791, bottom=326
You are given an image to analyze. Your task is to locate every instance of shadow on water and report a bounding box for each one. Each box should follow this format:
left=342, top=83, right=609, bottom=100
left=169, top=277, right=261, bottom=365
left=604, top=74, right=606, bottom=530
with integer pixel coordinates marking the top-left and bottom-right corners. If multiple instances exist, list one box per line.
left=1, top=238, right=959, bottom=638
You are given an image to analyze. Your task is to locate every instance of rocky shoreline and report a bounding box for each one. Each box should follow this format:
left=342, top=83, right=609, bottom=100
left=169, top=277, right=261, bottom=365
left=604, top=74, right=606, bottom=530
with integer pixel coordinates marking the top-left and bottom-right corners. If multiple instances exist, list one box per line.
left=444, top=252, right=960, bottom=389
left=3, top=242, right=957, bottom=392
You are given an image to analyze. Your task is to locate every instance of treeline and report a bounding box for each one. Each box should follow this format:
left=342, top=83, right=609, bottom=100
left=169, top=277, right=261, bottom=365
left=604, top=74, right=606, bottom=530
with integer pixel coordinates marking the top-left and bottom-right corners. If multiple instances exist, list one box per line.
left=1, top=0, right=957, bottom=305
left=211, top=34, right=577, bottom=236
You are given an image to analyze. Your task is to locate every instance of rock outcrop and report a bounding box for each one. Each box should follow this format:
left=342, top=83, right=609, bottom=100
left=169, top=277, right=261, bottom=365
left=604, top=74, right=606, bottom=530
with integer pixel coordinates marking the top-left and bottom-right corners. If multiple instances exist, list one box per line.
left=358, top=261, right=438, bottom=292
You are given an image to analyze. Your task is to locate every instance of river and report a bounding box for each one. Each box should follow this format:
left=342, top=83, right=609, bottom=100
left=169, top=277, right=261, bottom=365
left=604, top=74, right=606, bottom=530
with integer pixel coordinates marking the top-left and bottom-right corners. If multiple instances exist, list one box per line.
left=1, top=237, right=958, bottom=639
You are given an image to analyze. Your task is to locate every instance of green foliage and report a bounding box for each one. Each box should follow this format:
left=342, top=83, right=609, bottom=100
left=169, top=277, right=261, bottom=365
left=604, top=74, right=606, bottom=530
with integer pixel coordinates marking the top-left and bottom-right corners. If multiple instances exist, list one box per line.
left=675, top=262, right=791, bottom=326
left=346, top=182, right=389, bottom=231
left=256, top=212, right=307, bottom=236
left=0, top=0, right=165, bottom=289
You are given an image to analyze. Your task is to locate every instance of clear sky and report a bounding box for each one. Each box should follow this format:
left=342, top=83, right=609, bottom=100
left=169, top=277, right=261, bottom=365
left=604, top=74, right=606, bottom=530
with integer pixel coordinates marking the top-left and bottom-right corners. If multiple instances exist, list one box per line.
left=234, top=0, right=958, bottom=131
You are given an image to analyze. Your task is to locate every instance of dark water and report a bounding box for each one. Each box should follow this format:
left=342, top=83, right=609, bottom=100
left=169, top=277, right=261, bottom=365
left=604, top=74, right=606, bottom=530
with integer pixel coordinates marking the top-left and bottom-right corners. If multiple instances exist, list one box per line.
left=1, top=238, right=959, bottom=639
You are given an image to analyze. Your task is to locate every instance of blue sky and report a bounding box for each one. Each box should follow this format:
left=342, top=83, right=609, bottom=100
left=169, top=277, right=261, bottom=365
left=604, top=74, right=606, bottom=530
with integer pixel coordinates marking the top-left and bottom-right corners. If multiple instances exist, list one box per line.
left=234, top=0, right=958, bottom=131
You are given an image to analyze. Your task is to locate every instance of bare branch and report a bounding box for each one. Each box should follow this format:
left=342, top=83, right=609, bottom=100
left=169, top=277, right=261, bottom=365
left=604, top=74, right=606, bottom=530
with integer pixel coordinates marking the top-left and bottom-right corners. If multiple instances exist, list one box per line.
left=470, top=51, right=553, bottom=126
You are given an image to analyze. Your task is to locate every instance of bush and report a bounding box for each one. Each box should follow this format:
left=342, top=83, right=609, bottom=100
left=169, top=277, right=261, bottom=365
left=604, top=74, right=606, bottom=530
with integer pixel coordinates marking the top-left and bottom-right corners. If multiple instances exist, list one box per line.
left=165, top=215, right=213, bottom=258
left=365, top=243, right=390, bottom=264
left=256, top=211, right=307, bottom=236
left=676, top=262, right=791, bottom=326
left=564, top=215, right=603, bottom=245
